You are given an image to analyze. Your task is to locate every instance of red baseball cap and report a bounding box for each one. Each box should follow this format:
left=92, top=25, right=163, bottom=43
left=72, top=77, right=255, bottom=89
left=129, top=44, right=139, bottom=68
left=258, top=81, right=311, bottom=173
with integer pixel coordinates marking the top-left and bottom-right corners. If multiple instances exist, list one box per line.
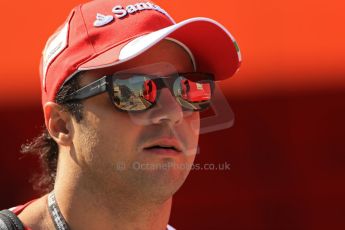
left=40, top=0, right=242, bottom=106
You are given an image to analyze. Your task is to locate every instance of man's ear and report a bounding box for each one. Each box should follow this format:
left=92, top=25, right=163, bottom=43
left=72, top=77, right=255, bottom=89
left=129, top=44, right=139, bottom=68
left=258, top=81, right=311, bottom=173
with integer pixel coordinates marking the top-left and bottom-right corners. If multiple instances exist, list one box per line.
left=44, top=102, right=73, bottom=146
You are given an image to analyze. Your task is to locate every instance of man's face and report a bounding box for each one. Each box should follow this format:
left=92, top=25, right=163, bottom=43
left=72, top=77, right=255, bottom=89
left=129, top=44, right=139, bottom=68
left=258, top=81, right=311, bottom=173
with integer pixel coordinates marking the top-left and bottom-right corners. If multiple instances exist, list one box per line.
left=70, top=40, right=199, bottom=202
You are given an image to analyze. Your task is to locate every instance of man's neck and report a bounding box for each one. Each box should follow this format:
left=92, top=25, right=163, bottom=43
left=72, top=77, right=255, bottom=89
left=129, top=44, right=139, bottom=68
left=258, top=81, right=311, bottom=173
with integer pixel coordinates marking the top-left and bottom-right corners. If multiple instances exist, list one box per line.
left=53, top=180, right=172, bottom=230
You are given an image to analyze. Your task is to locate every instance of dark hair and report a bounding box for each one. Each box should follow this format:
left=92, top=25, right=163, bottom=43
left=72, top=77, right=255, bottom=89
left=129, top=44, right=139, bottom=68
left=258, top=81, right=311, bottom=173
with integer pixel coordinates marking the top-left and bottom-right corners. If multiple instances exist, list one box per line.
left=21, top=73, right=84, bottom=194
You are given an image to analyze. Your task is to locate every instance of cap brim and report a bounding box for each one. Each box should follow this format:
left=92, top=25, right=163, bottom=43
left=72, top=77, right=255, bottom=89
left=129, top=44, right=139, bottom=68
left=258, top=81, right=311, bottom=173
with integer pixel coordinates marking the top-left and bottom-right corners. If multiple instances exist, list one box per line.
left=78, top=17, right=241, bottom=81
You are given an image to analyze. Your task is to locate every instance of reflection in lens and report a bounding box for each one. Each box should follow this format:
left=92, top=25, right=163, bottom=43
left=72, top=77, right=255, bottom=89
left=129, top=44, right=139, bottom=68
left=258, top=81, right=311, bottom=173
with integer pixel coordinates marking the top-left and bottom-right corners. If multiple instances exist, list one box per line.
left=173, top=76, right=213, bottom=111
left=143, top=79, right=157, bottom=103
left=113, top=76, right=156, bottom=111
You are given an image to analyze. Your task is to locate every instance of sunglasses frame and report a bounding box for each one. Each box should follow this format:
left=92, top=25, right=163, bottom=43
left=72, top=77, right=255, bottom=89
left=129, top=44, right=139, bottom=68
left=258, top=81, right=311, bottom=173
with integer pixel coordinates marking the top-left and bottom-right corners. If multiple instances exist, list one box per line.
left=62, top=72, right=215, bottom=112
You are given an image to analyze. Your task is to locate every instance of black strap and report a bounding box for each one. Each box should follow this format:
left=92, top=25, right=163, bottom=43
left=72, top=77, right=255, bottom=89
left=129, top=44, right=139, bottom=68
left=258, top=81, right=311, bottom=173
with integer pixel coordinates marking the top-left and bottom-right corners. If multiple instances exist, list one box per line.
left=0, top=210, right=24, bottom=230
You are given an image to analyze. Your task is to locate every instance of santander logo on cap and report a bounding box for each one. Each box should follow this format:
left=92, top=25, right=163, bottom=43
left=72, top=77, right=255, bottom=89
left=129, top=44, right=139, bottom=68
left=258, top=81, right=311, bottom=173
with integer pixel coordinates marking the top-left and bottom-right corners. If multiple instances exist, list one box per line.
left=93, top=2, right=175, bottom=27
left=94, top=13, right=114, bottom=27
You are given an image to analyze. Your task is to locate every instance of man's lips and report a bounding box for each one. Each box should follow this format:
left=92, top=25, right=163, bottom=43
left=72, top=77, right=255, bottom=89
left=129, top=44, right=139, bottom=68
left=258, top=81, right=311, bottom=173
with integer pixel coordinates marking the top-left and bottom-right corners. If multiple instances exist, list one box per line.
left=142, top=138, right=183, bottom=154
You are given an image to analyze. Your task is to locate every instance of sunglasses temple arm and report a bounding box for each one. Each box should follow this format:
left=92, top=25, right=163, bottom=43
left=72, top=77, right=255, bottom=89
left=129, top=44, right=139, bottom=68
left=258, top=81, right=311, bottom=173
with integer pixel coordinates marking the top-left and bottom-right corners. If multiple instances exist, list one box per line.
left=63, top=77, right=108, bottom=102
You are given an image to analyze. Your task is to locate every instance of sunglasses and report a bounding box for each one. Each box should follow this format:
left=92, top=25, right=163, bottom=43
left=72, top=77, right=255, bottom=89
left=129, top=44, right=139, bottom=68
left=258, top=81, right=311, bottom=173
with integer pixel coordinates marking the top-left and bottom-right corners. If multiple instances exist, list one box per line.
left=62, top=72, right=215, bottom=112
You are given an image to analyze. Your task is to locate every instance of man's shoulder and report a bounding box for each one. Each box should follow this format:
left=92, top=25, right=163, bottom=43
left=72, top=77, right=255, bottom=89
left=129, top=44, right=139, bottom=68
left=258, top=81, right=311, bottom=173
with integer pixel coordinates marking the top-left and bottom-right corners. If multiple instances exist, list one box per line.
left=0, top=198, right=39, bottom=230
left=11, top=195, right=50, bottom=230
left=9, top=199, right=36, bottom=216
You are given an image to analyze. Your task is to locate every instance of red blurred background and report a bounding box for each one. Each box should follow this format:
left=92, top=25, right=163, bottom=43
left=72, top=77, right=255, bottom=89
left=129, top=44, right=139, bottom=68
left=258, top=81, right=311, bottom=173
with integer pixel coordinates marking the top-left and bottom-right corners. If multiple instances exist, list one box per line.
left=1, top=0, right=344, bottom=229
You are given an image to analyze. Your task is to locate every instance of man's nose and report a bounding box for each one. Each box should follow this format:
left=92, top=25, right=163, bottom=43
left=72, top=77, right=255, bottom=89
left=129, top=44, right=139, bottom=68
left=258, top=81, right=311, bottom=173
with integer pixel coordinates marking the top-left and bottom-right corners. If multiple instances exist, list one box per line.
left=149, top=88, right=184, bottom=125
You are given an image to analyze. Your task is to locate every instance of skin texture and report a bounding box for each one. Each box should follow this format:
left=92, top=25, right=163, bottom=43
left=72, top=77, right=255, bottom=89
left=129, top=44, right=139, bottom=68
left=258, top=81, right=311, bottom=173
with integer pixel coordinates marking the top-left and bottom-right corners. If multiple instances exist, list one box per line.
left=19, top=40, right=200, bottom=230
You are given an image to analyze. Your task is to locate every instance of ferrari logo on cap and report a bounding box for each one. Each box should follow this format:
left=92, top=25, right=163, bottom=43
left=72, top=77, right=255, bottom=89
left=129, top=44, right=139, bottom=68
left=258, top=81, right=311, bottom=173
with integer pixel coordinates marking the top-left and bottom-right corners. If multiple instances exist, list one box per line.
left=93, top=13, right=114, bottom=27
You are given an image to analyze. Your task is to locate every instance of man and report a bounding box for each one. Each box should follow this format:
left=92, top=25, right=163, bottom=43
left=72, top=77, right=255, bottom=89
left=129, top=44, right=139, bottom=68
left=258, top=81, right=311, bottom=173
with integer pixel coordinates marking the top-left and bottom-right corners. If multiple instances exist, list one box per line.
left=0, top=0, right=241, bottom=229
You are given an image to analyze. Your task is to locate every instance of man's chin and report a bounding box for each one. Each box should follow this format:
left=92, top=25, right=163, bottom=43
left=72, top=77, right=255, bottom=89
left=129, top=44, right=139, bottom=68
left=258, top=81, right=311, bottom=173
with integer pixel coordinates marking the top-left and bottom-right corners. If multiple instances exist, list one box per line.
left=133, top=167, right=191, bottom=202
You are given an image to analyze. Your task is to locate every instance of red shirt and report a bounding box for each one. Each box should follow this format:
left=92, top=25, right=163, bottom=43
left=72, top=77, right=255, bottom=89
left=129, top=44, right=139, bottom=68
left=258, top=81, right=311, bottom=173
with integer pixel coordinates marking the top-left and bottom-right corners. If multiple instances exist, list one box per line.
left=9, top=200, right=36, bottom=230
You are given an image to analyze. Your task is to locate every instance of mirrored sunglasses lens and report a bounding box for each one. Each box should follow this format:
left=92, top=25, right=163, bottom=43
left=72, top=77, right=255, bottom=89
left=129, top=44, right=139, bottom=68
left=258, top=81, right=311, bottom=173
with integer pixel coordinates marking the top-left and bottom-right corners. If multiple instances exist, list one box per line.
left=113, top=76, right=157, bottom=111
left=173, top=76, right=213, bottom=111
